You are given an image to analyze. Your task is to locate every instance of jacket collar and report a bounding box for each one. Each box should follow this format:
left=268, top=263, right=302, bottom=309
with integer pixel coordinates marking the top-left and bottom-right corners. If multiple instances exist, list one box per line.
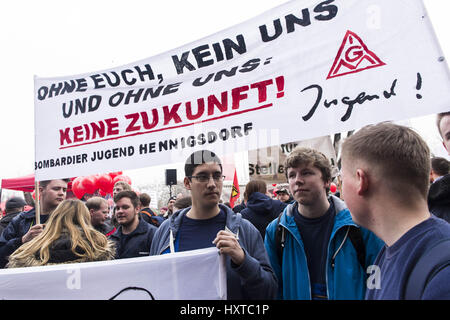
left=113, top=218, right=149, bottom=238
left=169, top=203, right=241, bottom=233
left=281, top=195, right=357, bottom=231
left=21, top=208, right=36, bottom=219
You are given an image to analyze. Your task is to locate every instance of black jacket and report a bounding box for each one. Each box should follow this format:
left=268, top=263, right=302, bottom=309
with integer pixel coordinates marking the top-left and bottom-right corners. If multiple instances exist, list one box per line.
left=109, top=218, right=157, bottom=259
left=0, top=212, right=21, bottom=236
left=0, top=209, right=40, bottom=268
left=240, top=192, right=287, bottom=239
left=428, top=174, right=450, bottom=223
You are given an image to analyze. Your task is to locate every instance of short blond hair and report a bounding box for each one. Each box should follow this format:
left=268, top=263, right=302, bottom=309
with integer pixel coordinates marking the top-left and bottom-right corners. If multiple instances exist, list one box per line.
left=114, top=181, right=132, bottom=191
left=85, top=196, right=108, bottom=211
left=342, top=122, right=430, bottom=199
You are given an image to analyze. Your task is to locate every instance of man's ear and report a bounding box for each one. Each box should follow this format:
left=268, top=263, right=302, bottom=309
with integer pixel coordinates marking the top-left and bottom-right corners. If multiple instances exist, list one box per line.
left=184, top=177, right=192, bottom=190
left=356, top=169, right=369, bottom=195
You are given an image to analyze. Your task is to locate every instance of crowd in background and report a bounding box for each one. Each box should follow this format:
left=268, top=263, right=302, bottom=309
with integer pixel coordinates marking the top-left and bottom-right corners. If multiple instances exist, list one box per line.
left=0, top=113, right=449, bottom=300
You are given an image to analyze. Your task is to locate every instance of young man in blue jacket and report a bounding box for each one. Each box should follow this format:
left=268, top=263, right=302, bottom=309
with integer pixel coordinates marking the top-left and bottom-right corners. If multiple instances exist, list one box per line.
left=150, top=150, right=277, bottom=300
left=110, top=190, right=157, bottom=259
left=265, top=147, right=383, bottom=300
left=341, top=122, right=450, bottom=299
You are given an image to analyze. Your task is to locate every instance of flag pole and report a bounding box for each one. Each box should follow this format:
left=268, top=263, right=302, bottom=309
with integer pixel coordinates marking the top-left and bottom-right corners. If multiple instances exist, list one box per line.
left=34, top=180, right=40, bottom=225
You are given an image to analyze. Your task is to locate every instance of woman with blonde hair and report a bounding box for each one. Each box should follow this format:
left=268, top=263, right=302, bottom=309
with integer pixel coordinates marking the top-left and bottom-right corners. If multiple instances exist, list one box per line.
left=7, top=199, right=115, bottom=268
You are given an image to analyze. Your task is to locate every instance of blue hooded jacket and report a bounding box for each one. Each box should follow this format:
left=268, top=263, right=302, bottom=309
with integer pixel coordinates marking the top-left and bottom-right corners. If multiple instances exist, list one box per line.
left=240, top=192, right=287, bottom=239
left=150, top=204, right=278, bottom=300
left=265, top=196, right=384, bottom=300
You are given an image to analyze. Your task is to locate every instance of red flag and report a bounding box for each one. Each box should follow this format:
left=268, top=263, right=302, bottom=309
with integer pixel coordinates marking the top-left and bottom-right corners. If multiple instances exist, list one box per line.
left=229, top=169, right=240, bottom=209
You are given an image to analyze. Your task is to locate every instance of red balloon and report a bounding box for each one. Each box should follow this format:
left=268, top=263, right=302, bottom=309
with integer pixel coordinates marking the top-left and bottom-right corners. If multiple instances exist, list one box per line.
left=330, top=183, right=337, bottom=193
left=82, top=176, right=98, bottom=194
left=71, top=177, right=85, bottom=199
left=109, top=171, right=123, bottom=179
left=272, top=184, right=277, bottom=187
left=113, top=175, right=132, bottom=186
left=97, top=174, right=113, bottom=194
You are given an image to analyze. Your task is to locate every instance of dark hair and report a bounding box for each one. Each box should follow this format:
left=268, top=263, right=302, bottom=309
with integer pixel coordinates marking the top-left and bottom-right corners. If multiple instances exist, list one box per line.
left=139, top=193, right=151, bottom=207
left=244, top=180, right=267, bottom=201
left=431, top=157, right=450, bottom=176
left=113, top=190, right=140, bottom=208
left=174, top=196, right=192, bottom=210
left=184, top=150, right=222, bottom=177
left=40, top=178, right=71, bottom=189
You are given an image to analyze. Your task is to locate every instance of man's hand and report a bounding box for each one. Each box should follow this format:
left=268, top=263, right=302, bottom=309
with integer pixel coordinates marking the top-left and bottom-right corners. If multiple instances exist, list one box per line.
left=213, top=230, right=245, bottom=266
left=21, top=224, right=44, bottom=244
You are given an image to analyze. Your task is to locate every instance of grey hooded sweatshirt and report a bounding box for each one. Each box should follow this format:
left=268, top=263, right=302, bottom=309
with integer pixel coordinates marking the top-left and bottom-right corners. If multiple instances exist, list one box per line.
left=150, top=204, right=277, bottom=300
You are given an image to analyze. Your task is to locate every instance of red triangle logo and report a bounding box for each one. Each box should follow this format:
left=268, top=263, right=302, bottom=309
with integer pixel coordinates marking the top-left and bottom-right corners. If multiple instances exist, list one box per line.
left=327, top=30, right=386, bottom=80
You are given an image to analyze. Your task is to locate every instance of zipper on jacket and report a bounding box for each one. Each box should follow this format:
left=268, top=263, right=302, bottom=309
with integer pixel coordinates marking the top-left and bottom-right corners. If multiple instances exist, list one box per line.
left=279, top=222, right=313, bottom=300
left=325, top=225, right=351, bottom=299
left=330, top=226, right=350, bottom=268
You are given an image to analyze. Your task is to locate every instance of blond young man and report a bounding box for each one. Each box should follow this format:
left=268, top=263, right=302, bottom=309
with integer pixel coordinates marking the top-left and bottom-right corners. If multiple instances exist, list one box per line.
left=341, top=122, right=450, bottom=299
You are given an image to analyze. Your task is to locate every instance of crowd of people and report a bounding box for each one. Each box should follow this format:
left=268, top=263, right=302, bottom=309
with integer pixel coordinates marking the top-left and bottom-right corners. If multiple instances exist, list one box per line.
left=0, top=113, right=449, bottom=300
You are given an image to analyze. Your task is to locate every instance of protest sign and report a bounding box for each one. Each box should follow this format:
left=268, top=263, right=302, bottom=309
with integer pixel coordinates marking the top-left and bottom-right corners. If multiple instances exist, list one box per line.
left=34, top=0, right=450, bottom=180
left=248, top=136, right=337, bottom=183
left=0, top=247, right=226, bottom=300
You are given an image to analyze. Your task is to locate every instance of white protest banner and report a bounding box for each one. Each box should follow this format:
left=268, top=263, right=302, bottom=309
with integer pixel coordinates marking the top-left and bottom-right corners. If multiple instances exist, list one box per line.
left=248, top=136, right=337, bottom=183
left=0, top=247, right=226, bottom=300
left=34, top=0, right=450, bottom=180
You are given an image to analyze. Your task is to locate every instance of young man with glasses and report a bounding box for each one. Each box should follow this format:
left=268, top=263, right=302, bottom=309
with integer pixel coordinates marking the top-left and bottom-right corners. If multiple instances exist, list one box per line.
left=150, top=149, right=277, bottom=300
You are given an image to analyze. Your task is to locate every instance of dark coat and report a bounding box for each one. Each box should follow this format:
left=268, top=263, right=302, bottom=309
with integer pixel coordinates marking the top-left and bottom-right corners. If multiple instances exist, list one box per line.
left=428, top=174, right=450, bottom=223
left=232, top=202, right=246, bottom=213
left=95, top=221, right=116, bottom=237
left=0, top=209, right=39, bottom=268
left=0, top=212, right=21, bottom=236
left=109, top=218, right=157, bottom=259
left=240, top=192, right=287, bottom=239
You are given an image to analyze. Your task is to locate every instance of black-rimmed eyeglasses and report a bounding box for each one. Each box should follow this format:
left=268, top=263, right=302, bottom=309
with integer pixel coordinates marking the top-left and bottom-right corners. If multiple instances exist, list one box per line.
left=188, top=174, right=225, bottom=183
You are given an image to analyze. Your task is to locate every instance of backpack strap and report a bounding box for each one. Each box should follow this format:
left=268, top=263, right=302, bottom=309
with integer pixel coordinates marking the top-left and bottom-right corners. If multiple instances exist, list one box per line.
left=404, top=238, right=450, bottom=300
left=140, top=208, right=154, bottom=217
left=347, top=226, right=366, bottom=270
left=275, top=212, right=285, bottom=266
